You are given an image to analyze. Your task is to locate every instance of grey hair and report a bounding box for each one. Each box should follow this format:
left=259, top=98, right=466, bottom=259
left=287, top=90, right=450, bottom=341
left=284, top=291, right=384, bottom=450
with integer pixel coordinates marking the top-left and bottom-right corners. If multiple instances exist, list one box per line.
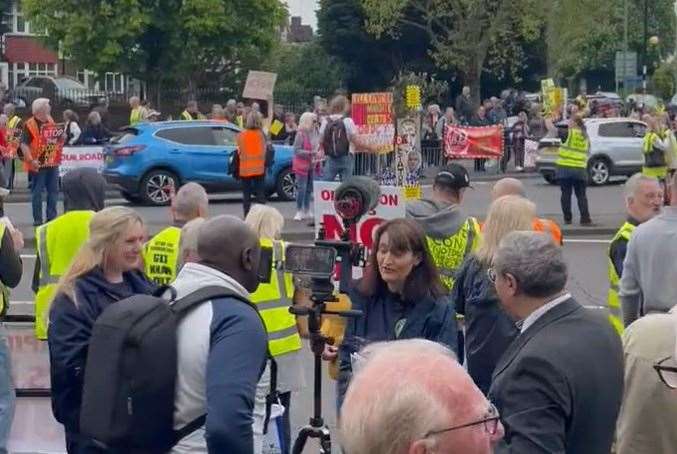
left=0, top=114, right=7, bottom=126
left=87, top=110, right=101, bottom=125
left=340, top=339, right=458, bottom=454
left=244, top=204, right=284, bottom=239
left=174, top=182, right=208, bottom=221
left=129, top=96, right=140, bottom=104
left=3, top=103, right=15, bottom=116
left=32, top=98, right=50, bottom=115
left=625, top=173, right=658, bottom=201
left=494, top=231, right=567, bottom=297
left=226, top=99, right=237, bottom=107
left=179, top=217, right=206, bottom=266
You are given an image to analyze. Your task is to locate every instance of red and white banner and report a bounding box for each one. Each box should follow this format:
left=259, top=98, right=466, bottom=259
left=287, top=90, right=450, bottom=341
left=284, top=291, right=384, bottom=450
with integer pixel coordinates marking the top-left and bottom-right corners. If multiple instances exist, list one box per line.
left=59, top=146, right=105, bottom=177
left=351, top=92, right=395, bottom=154
left=444, top=125, right=504, bottom=159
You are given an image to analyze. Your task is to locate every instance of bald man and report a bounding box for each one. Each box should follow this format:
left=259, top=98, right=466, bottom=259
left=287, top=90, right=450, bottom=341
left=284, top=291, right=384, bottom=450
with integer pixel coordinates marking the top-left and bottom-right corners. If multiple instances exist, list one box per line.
left=171, top=215, right=267, bottom=453
left=341, top=339, right=503, bottom=454
left=491, top=178, right=563, bottom=245
left=143, top=182, right=208, bottom=284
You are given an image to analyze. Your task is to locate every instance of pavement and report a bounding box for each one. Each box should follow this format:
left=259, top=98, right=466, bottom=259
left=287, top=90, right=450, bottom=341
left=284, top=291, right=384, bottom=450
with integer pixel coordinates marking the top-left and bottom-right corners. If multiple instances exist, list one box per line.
left=4, top=161, right=627, bottom=249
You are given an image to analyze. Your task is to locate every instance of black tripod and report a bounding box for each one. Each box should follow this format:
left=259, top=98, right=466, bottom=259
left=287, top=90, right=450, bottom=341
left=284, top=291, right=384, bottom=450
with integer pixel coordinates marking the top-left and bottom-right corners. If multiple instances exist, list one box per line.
left=289, top=278, right=361, bottom=454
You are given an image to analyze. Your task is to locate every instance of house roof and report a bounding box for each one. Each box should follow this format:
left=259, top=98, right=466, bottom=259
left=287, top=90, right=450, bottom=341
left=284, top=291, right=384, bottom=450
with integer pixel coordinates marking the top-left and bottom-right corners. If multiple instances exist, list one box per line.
left=4, top=35, right=57, bottom=64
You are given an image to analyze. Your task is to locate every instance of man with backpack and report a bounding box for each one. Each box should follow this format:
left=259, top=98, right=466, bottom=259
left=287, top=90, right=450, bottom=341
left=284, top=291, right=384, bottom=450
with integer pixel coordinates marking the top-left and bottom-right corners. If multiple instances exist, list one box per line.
left=320, top=95, right=376, bottom=181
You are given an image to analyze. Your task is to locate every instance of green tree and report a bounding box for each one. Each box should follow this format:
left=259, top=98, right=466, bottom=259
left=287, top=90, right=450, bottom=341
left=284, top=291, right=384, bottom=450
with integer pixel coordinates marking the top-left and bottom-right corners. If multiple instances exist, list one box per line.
left=22, top=0, right=286, bottom=104
left=360, top=0, right=542, bottom=102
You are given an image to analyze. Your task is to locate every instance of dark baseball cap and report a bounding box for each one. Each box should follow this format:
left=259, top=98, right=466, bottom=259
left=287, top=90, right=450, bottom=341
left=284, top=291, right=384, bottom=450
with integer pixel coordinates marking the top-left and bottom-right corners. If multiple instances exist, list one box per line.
left=434, top=164, right=472, bottom=189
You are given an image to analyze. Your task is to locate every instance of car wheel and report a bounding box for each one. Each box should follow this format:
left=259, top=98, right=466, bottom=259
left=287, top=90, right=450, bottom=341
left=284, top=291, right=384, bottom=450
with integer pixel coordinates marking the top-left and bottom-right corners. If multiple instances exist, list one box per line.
left=588, top=158, right=611, bottom=185
left=140, top=169, right=178, bottom=206
left=275, top=167, right=296, bottom=201
left=120, top=191, right=143, bottom=205
left=543, top=173, right=558, bottom=185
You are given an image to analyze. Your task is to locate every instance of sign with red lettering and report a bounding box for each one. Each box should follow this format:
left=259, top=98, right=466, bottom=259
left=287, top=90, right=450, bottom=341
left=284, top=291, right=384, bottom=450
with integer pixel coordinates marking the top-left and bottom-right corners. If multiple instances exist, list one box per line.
left=37, top=122, right=65, bottom=168
left=443, top=125, right=504, bottom=159
left=313, top=181, right=405, bottom=251
left=59, top=145, right=105, bottom=177
left=351, top=92, right=395, bottom=154
left=3, top=127, right=20, bottom=159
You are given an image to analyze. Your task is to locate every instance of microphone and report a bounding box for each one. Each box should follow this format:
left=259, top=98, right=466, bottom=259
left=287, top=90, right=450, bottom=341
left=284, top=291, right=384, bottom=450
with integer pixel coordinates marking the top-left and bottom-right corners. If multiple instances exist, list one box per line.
left=334, top=176, right=381, bottom=222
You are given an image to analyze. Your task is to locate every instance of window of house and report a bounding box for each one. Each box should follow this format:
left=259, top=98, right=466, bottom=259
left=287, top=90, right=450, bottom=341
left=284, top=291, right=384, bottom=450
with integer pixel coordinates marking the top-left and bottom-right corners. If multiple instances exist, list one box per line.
left=104, top=72, right=124, bottom=93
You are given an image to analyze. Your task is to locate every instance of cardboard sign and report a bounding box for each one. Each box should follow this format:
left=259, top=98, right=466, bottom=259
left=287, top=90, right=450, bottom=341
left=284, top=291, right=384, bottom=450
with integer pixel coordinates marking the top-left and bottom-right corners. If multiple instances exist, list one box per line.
left=443, top=125, right=504, bottom=159
left=243, top=71, right=278, bottom=100
left=3, top=127, right=20, bottom=159
left=313, top=181, right=405, bottom=250
left=351, top=92, right=395, bottom=154
left=59, top=146, right=105, bottom=177
left=36, top=123, right=65, bottom=168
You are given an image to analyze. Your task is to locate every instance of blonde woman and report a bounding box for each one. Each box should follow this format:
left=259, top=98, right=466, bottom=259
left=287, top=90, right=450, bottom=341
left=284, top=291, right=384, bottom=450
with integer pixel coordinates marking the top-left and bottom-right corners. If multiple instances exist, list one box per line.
left=293, top=111, right=319, bottom=220
left=452, top=195, right=536, bottom=394
left=48, top=206, right=156, bottom=453
left=245, top=204, right=305, bottom=454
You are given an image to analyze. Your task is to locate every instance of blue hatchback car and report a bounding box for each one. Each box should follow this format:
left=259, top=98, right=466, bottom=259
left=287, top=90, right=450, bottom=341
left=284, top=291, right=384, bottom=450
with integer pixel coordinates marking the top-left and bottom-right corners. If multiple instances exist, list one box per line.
left=103, top=120, right=296, bottom=206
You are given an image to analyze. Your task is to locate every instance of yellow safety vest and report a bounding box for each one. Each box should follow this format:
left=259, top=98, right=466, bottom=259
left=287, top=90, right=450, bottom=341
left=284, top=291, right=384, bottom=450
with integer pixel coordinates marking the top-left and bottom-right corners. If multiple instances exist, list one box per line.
left=250, top=239, right=302, bottom=357
left=35, top=211, right=95, bottom=339
left=426, top=217, right=481, bottom=290
left=556, top=128, right=589, bottom=169
left=143, top=226, right=181, bottom=285
left=180, top=111, right=194, bottom=121
left=607, top=221, right=635, bottom=335
left=642, top=132, right=668, bottom=179
left=7, top=115, right=21, bottom=129
left=130, top=107, right=143, bottom=125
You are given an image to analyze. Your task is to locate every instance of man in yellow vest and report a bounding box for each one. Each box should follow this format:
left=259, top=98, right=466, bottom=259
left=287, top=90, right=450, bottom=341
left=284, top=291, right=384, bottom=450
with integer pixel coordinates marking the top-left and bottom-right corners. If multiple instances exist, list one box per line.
left=129, top=96, right=144, bottom=125
left=143, top=182, right=208, bottom=285
left=554, top=114, right=593, bottom=225
left=641, top=114, right=669, bottom=187
left=608, top=173, right=663, bottom=335
left=3, top=103, right=21, bottom=191
left=180, top=100, right=205, bottom=121
left=406, top=164, right=481, bottom=291
left=33, top=168, right=106, bottom=339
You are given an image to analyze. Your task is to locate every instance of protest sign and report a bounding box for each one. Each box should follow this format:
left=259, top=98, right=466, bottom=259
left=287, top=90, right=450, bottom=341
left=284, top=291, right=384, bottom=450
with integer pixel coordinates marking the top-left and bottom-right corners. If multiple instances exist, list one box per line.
left=351, top=92, right=395, bottom=154
left=3, top=126, right=20, bottom=159
left=313, top=181, right=405, bottom=250
left=36, top=122, right=65, bottom=168
left=59, top=145, right=105, bottom=177
left=395, top=116, right=422, bottom=199
left=443, top=125, right=504, bottom=159
left=243, top=71, right=278, bottom=100
left=524, top=139, right=539, bottom=169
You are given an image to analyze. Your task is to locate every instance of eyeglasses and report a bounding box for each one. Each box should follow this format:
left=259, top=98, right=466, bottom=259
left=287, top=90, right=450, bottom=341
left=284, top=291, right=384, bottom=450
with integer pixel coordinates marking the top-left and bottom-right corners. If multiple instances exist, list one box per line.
left=425, top=402, right=501, bottom=438
left=654, top=356, right=677, bottom=389
left=487, top=267, right=497, bottom=283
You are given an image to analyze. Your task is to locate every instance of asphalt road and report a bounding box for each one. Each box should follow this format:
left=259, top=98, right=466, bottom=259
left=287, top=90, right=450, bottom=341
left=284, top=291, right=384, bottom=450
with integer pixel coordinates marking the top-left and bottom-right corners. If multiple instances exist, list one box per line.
left=7, top=239, right=611, bottom=451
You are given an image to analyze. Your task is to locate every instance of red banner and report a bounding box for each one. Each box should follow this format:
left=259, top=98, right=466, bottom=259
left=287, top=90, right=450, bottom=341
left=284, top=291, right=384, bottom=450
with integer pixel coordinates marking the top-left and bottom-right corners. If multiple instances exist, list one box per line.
left=36, top=123, right=65, bottom=168
left=444, top=125, right=504, bottom=159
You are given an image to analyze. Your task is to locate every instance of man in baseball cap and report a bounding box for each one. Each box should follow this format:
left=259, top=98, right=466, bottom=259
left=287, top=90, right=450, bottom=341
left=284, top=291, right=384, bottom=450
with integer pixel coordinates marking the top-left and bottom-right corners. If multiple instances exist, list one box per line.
left=406, top=163, right=481, bottom=291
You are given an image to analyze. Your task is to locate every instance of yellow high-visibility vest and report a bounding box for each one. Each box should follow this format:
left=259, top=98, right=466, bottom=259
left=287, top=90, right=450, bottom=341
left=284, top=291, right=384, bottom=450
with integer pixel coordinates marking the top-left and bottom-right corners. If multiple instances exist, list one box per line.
left=143, top=226, right=181, bottom=286
left=607, top=222, right=635, bottom=335
left=180, top=111, right=194, bottom=121
left=130, top=107, right=143, bottom=125
left=7, top=115, right=21, bottom=129
left=642, top=132, right=668, bottom=179
left=250, top=239, right=302, bottom=357
left=426, top=217, right=482, bottom=291
left=556, top=128, right=589, bottom=169
left=35, top=211, right=95, bottom=339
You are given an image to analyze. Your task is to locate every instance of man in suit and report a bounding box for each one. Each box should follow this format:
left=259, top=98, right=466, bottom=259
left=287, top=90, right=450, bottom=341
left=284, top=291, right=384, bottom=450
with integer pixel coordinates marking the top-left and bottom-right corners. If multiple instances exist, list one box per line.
left=488, top=231, right=623, bottom=454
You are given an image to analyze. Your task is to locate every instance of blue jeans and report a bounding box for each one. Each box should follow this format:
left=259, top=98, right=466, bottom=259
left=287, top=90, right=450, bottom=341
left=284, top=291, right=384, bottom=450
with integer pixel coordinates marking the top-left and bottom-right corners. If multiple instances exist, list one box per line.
left=295, top=171, right=313, bottom=211
left=31, top=167, right=59, bottom=225
left=323, top=155, right=354, bottom=182
left=0, top=326, right=15, bottom=454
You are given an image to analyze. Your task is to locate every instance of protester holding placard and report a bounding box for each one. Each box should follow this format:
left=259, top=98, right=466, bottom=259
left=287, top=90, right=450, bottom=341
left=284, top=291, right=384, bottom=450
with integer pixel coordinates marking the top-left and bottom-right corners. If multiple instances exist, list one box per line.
left=3, top=103, right=21, bottom=190
left=293, top=112, right=320, bottom=221
left=20, top=98, right=64, bottom=227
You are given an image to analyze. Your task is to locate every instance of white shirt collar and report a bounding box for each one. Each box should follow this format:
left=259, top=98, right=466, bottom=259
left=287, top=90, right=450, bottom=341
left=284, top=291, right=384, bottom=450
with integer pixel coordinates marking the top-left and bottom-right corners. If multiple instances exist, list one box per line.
left=519, top=292, right=571, bottom=334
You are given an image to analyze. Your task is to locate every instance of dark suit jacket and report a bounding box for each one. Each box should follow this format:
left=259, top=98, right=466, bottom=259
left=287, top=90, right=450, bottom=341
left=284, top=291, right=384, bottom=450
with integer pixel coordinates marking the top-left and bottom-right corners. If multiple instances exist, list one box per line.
left=489, top=297, right=623, bottom=454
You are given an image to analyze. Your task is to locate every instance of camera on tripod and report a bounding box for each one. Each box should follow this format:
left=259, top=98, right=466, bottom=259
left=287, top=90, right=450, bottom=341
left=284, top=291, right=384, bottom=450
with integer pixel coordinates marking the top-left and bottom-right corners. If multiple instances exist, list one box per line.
left=281, top=176, right=380, bottom=454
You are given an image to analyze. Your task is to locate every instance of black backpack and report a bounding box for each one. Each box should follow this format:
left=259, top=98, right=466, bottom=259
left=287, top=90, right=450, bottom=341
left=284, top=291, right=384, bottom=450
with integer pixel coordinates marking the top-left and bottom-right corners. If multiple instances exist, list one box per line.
left=322, top=117, right=350, bottom=158
left=79, top=286, right=267, bottom=453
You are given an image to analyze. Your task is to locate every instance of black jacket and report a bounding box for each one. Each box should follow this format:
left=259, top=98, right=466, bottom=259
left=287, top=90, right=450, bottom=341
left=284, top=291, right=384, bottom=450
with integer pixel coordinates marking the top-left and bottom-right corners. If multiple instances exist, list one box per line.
left=48, top=268, right=156, bottom=433
left=337, top=282, right=458, bottom=409
left=452, top=256, right=518, bottom=395
left=489, top=297, right=623, bottom=454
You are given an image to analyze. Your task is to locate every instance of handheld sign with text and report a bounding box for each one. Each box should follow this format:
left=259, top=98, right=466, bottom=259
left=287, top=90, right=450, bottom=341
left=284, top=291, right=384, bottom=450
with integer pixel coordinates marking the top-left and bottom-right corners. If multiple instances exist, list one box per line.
left=37, top=123, right=66, bottom=168
left=243, top=71, right=278, bottom=100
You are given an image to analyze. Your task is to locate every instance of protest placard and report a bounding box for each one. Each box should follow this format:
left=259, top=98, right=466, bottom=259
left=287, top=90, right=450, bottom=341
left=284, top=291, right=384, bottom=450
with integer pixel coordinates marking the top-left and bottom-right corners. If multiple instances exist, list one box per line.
left=351, top=92, right=395, bottom=154
left=443, top=125, right=504, bottom=159
left=59, top=146, right=105, bottom=177
left=243, top=71, right=278, bottom=100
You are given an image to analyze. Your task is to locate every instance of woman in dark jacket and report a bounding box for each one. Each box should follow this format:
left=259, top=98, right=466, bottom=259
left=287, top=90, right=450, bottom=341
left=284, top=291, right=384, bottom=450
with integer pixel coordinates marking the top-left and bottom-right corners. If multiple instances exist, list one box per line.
left=337, top=218, right=458, bottom=408
left=48, top=206, right=156, bottom=453
left=452, top=195, right=535, bottom=395
left=79, top=111, right=112, bottom=145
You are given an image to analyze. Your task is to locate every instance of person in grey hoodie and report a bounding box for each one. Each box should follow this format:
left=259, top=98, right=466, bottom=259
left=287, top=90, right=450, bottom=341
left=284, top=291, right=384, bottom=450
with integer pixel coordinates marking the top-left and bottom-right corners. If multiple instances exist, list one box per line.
left=406, top=164, right=481, bottom=291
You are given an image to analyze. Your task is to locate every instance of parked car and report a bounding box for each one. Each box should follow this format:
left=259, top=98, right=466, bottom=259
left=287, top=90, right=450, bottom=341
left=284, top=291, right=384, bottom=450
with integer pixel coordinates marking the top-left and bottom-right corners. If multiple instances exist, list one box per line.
left=626, top=93, right=662, bottom=110
left=11, top=76, right=108, bottom=108
left=535, top=117, right=647, bottom=185
left=103, top=120, right=296, bottom=206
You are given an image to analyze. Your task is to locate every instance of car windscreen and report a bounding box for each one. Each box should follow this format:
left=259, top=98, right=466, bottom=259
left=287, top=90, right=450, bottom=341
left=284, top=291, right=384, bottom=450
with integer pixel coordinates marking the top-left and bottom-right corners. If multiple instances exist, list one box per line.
left=54, top=78, right=87, bottom=90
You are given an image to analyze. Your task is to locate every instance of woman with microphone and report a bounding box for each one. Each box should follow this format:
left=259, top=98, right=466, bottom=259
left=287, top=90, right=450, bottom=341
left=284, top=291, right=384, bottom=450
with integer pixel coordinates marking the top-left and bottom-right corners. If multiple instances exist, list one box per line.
left=335, top=218, right=458, bottom=409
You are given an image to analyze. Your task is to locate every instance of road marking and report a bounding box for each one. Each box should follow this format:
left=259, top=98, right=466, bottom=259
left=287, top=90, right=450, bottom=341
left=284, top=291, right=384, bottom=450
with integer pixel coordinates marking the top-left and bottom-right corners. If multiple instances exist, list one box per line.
left=563, top=238, right=610, bottom=244
left=20, top=254, right=36, bottom=259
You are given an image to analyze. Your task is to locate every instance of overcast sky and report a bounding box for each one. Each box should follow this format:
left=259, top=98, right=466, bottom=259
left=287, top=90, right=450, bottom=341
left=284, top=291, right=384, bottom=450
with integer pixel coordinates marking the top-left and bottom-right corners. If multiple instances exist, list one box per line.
left=286, top=0, right=319, bottom=29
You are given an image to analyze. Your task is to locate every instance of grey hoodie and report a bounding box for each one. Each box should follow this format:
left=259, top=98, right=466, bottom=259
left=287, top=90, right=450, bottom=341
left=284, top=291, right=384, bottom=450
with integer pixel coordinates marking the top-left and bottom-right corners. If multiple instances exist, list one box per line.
left=62, top=167, right=106, bottom=212
left=405, top=198, right=468, bottom=239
